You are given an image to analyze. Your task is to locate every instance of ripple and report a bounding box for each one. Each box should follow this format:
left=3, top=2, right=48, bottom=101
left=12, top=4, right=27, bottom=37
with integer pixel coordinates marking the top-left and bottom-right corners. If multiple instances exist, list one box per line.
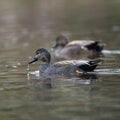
left=29, top=68, right=120, bottom=77
left=28, top=68, right=120, bottom=78
left=29, top=70, right=39, bottom=77
left=95, top=69, right=120, bottom=75
left=103, top=50, right=120, bottom=54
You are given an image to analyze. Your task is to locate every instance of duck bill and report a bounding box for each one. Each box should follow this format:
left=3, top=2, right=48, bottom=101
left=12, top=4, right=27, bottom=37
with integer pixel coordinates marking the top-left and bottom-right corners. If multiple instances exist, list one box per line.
left=28, top=57, right=38, bottom=64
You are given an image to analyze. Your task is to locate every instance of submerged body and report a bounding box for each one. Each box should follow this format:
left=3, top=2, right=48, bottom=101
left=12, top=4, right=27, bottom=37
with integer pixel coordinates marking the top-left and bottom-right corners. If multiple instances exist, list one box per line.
left=29, top=48, right=101, bottom=77
left=52, top=35, right=105, bottom=61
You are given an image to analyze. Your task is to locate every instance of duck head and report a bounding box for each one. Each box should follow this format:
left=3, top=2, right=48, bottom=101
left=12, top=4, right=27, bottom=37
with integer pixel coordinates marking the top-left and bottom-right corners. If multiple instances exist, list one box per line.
left=52, top=35, right=68, bottom=49
left=28, top=48, right=51, bottom=64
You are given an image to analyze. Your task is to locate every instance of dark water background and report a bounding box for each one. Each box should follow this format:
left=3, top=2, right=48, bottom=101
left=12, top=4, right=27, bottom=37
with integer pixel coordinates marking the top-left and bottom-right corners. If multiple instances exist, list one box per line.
left=0, top=0, right=120, bottom=120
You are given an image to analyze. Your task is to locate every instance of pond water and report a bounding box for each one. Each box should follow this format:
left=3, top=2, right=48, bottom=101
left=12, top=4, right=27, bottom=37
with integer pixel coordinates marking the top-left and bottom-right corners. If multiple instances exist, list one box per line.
left=0, top=0, right=120, bottom=120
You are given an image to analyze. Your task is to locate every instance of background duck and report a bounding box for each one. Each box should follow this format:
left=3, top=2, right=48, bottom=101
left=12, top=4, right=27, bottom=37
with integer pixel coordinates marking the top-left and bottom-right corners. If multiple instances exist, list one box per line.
left=52, top=35, right=105, bottom=61
left=28, top=48, right=101, bottom=77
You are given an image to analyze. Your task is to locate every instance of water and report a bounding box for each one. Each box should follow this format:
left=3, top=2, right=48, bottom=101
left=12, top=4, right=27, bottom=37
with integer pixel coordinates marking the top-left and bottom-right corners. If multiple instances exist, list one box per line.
left=0, top=0, right=120, bottom=120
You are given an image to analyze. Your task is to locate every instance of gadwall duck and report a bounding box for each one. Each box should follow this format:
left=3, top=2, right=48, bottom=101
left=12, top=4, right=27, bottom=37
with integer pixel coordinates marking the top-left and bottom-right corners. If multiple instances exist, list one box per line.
left=28, top=48, right=101, bottom=77
left=52, top=35, right=105, bottom=60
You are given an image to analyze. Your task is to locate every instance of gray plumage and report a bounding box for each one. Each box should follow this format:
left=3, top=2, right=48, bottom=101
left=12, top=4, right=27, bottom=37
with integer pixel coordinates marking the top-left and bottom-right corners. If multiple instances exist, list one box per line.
left=29, top=48, right=101, bottom=77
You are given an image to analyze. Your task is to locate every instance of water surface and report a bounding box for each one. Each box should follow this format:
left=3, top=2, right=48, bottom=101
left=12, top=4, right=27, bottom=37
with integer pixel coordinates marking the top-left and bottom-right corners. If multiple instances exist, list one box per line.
left=0, top=0, right=120, bottom=120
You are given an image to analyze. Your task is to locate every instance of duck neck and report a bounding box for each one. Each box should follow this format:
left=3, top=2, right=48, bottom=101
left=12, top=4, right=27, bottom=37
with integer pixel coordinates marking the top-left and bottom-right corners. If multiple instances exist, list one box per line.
left=41, top=52, right=51, bottom=63
left=39, top=62, right=50, bottom=73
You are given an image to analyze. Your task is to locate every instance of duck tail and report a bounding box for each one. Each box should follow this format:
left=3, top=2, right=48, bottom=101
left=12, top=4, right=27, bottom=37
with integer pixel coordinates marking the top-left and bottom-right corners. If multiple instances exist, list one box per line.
left=87, top=58, right=103, bottom=71
left=85, top=41, right=105, bottom=52
left=78, top=59, right=103, bottom=72
left=88, top=58, right=102, bottom=66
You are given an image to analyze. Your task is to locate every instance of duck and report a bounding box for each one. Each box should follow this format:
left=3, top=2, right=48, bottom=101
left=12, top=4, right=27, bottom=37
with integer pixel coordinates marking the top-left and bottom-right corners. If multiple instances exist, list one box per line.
left=52, top=35, right=105, bottom=61
left=28, top=48, right=101, bottom=77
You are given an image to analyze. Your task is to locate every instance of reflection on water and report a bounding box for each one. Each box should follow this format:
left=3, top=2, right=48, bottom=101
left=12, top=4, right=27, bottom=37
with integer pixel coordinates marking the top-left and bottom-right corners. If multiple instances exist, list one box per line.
left=28, top=72, right=98, bottom=87
left=95, top=68, right=120, bottom=75
left=103, top=50, right=120, bottom=54
left=0, top=0, right=120, bottom=120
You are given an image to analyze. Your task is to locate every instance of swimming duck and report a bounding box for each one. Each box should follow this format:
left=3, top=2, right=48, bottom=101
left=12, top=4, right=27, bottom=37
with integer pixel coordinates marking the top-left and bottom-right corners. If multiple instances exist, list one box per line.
left=52, top=35, right=105, bottom=60
left=28, top=48, right=101, bottom=77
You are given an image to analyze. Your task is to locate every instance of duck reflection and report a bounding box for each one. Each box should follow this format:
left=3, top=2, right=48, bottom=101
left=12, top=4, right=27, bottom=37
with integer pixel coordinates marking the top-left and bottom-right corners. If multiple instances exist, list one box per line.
left=27, top=72, right=97, bottom=90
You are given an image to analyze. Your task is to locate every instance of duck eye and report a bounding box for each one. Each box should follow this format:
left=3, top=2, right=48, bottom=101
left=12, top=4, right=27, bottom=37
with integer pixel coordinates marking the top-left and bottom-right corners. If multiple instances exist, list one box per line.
left=36, top=50, right=40, bottom=55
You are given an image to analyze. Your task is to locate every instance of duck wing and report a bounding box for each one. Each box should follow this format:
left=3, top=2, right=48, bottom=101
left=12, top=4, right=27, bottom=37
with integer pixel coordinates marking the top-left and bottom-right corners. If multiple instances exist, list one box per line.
left=67, top=40, right=104, bottom=52
left=53, top=60, right=78, bottom=67
left=77, top=59, right=101, bottom=72
left=67, top=40, right=94, bottom=46
left=53, top=59, right=101, bottom=72
left=84, top=41, right=105, bottom=52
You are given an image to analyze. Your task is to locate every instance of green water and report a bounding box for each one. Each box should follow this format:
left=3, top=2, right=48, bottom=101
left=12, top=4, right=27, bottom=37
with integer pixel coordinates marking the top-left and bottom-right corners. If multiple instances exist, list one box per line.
left=0, top=0, right=120, bottom=120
